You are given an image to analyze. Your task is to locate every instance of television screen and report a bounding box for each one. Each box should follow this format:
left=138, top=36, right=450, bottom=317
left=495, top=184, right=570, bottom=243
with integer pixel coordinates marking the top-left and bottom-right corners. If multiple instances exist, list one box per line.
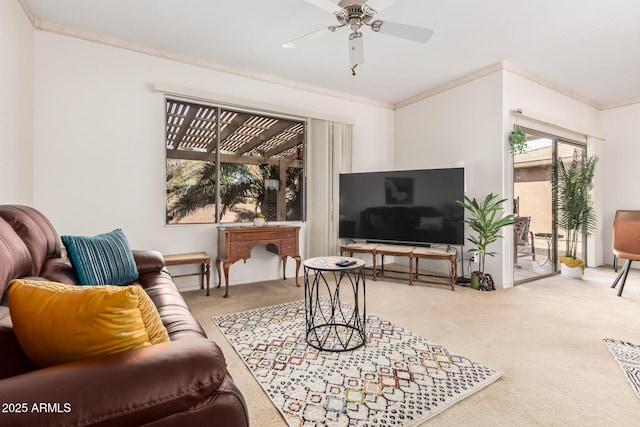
left=339, top=168, right=465, bottom=246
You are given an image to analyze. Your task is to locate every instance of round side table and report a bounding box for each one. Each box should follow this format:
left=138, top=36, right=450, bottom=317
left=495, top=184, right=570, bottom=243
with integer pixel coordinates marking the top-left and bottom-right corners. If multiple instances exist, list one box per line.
left=534, top=232, right=564, bottom=266
left=303, top=256, right=366, bottom=352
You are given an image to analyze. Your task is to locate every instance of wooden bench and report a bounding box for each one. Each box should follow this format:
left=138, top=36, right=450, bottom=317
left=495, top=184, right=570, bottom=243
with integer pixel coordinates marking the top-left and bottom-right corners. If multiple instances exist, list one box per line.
left=412, top=246, right=458, bottom=290
left=340, top=243, right=458, bottom=290
left=373, top=244, right=415, bottom=284
left=163, top=252, right=211, bottom=296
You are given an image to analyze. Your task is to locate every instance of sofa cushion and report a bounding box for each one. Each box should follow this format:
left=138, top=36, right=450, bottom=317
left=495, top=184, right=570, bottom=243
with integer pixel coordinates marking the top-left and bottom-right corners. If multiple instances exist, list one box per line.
left=8, top=279, right=169, bottom=368
left=61, top=229, right=139, bottom=286
left=0, top=218, right=33, bottom=297
left=0, top=205, right=62, bottom=277
left=139, top=269, right=207, bottom=340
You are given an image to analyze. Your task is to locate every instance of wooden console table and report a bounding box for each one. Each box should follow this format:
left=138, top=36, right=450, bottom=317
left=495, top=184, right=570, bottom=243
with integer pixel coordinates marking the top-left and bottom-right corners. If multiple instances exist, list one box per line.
left=216, top=225, right=301, bottom=298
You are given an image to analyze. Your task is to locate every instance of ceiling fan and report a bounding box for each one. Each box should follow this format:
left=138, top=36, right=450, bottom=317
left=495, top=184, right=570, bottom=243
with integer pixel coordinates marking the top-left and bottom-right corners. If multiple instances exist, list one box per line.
left=283, top=0, right=433, bottom=73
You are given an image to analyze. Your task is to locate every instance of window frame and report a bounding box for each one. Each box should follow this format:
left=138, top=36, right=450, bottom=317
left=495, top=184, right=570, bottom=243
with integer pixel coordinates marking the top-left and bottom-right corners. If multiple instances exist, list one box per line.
left=164, top=95, right=307, bottom=225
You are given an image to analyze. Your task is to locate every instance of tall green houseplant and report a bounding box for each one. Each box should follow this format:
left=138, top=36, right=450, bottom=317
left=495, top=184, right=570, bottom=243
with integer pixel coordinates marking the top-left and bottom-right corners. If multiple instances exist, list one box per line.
left=457, top=193, right=515, bottom=277
left=551, top=151, right=598, bottom=268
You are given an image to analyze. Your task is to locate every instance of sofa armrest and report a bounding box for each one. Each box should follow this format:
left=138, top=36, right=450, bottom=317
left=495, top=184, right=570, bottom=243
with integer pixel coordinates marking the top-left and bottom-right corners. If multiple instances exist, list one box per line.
left=132, top=250, right=165, bottom=274
left=0, top=339, right=238, bottom=427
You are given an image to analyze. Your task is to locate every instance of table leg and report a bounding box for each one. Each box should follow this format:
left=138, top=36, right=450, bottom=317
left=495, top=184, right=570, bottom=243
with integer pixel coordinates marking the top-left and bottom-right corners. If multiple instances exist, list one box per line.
left=450, top=257, right=457, bottom=291
left=537, top=236, right=552, bottom=266
left=294, top=256, right=301, bottom=287
left=204, top=261, right=211, bottom=297
left=223, top=261, right=231, bottom=298
left=372, top=253, right=378, bottom=280
left=282, top=255, right=288, bottom=279
left=408, top=255, right=413, bottom=285
left=200, top=262, right=205, bottom=290
left=215, top=258, right=222, bottom=289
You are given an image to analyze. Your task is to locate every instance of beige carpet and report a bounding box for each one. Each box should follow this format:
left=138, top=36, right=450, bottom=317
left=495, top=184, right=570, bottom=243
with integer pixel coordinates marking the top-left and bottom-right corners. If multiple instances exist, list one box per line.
left=183, top=266, right=640, bottom=426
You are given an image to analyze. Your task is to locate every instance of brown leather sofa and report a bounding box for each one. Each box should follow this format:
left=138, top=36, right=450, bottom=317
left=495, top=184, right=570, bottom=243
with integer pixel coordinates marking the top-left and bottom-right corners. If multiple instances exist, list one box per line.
left=0, top=205, right=249, bottom=426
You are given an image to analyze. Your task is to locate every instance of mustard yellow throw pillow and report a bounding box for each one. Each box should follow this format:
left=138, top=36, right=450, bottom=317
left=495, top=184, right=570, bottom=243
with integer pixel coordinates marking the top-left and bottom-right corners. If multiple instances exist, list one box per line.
left=8, top=279, right=170, bottom=368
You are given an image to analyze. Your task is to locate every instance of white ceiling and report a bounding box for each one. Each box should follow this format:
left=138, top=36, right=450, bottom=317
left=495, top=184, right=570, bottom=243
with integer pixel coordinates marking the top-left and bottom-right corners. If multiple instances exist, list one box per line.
left=24, top=0, right=640, bottom=108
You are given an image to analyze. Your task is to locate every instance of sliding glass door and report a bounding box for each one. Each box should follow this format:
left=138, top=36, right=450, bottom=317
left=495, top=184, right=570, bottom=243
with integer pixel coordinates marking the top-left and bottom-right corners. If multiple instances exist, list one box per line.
left=513, top=130, right=586, bottom=284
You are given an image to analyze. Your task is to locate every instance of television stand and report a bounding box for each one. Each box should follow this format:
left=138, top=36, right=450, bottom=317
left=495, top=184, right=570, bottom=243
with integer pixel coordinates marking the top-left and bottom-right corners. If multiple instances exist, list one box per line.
left=340, top=243, right=457, bottom=290
left=365, top=240, right=430, bottom=248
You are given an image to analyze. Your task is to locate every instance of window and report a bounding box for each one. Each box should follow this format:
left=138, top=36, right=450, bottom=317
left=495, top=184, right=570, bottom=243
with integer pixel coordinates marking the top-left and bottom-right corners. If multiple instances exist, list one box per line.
left=165, top=98, right=305, bottom=224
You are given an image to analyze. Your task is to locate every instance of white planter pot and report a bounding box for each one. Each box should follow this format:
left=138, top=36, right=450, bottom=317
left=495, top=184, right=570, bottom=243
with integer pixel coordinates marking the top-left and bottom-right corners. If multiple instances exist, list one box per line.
left=254, top=218, right=266, bottom=227
left=560, top=263, right=583, bottom=279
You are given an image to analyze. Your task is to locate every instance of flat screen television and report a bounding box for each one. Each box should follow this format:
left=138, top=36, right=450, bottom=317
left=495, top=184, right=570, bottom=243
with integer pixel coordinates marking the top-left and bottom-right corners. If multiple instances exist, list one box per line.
left=339, top=168, right=465, bottom=246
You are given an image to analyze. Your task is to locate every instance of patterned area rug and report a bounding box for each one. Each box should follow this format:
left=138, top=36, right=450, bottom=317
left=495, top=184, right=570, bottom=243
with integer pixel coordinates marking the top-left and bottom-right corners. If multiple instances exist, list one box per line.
left=213, top=299, right=502, bottom=426
left=604, top=338, right=640, bottom=399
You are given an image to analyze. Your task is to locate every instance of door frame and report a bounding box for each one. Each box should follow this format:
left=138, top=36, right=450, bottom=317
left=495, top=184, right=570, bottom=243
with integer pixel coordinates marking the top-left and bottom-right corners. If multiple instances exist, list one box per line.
left=512, top=127, right=587, bottom=284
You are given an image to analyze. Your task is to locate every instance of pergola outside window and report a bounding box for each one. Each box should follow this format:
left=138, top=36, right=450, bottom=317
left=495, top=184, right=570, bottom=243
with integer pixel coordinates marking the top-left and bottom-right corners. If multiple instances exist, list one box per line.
left=165, top=98, right=305, bottom=224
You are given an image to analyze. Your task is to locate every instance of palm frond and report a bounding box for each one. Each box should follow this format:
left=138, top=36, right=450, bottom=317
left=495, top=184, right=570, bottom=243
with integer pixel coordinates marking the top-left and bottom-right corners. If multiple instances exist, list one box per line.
left=456, top=193, right=515, bottom=274
left=551, top=151, right=598, bottom=259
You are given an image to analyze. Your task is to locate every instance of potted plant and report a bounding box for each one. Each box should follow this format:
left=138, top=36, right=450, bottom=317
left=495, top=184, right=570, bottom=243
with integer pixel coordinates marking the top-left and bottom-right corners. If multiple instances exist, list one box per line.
left=253, top=212, right=266, bottom=227
left=510, top=129, right=528, bottom=154
left=551, top=151, right=598, bottom=278
left=457, top=193, right=515, bottom=290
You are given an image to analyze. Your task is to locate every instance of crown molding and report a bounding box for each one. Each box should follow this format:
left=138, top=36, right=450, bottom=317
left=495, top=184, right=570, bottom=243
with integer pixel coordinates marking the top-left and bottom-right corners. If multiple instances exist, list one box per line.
left=33, top=18, right=394, bottom=111
left=22, top=11, right=640, bottom=113
left=600, top=97, right=640, bottom=111
left=394, top=62, right=505, bottom=109
left=395, top=60, right=640, bottom=111
left=18, top=0, right=36, bottom=27
left=502, top=61, right=601, bottom=109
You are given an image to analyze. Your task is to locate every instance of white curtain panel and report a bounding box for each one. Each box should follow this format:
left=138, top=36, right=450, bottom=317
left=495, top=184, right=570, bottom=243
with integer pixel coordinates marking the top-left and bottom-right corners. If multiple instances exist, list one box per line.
left=306, top=119, right=353, bottom=258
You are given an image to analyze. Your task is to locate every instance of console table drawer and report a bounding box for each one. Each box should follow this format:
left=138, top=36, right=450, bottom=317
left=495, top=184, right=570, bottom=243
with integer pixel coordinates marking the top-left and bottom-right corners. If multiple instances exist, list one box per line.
left=229, top=229, right=296, bottom=242
left=280, top=239, right=298, bottom=254
left=230, top=232, right=251, bottom=242
left=280, top=230, right=296, bottom=239
left=230, top=243, right=250, bottom=259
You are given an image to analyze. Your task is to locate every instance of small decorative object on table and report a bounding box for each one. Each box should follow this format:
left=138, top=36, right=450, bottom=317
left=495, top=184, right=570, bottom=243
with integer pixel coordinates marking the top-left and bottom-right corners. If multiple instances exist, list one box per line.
left=253, top=212, right=266, bottom=227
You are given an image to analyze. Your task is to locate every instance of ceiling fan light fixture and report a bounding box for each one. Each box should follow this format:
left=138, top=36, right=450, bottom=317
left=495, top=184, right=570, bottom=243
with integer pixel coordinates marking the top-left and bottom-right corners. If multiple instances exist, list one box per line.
left=361, top=4, right=376, bottom=19
left=285, top=0, right=434, bottom=72
left=371, top=20, right=382, bottom=32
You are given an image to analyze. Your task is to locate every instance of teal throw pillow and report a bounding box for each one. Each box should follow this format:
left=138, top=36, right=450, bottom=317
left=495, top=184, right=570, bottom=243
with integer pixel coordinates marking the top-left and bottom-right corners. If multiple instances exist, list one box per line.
left=61, top=229, right=139, bottom=286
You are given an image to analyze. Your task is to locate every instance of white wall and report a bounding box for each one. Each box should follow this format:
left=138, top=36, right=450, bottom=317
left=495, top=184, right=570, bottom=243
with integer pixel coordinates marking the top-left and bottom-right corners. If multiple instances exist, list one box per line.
left=601, top=103, right=640, bottom=265
left=393, top=70, right=604, bottom=288
left=0, top=1, right=34, bottom=204
left=8, top=7, right=628, bottom=290
left=32, top=31, right=394, bottom=290
left=394, top=72, right=505, bottom=284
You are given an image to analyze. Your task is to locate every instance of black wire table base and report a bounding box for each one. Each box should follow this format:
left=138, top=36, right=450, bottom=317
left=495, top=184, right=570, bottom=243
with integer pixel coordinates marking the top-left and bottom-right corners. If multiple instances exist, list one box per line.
left=303, top=257, right=366, bottom=352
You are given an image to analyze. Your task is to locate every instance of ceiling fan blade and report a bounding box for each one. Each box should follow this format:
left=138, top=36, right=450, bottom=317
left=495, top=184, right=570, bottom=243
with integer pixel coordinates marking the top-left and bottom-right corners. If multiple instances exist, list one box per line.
left=283, top=27, right=334, bottom=49
left=304, top=0, right=343, bottom=14
left=365, top=0, right=399, bottom=13
left=376, top=20, right=434, bottom=43
left=349, top=35, right=364, bottom=67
